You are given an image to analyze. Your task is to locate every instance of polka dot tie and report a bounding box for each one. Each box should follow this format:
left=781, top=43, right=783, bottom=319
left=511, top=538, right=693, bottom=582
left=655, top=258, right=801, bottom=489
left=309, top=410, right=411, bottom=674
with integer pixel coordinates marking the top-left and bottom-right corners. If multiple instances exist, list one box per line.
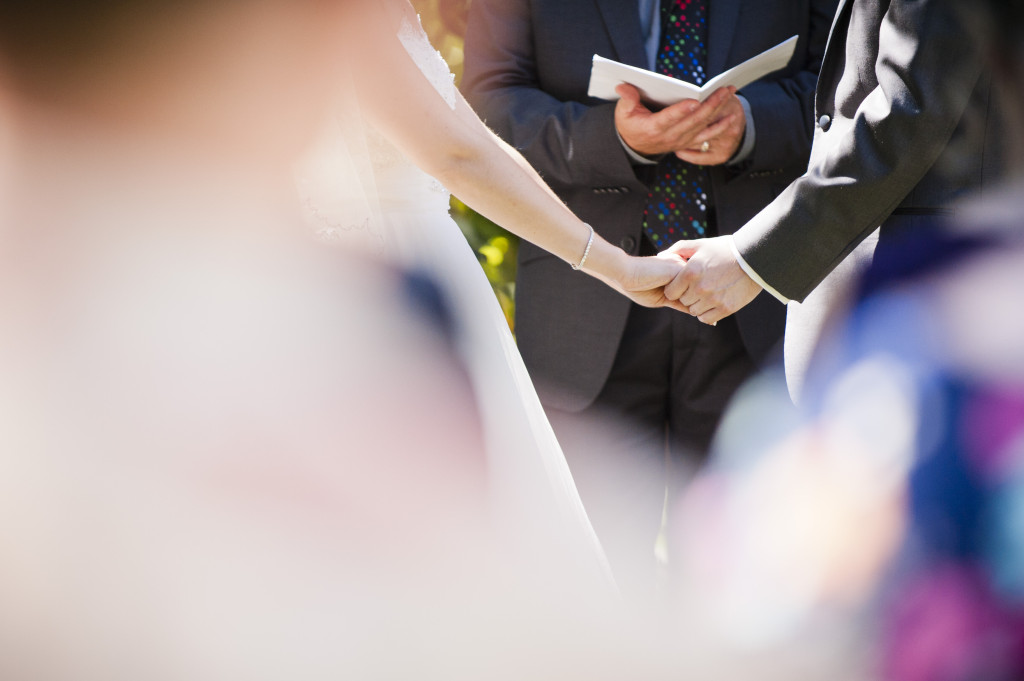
left=642, top=0, right=710, bottom=250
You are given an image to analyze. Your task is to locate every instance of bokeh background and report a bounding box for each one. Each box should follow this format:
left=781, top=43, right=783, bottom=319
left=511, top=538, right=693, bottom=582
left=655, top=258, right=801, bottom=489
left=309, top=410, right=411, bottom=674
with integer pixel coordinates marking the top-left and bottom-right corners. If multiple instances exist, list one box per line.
left=410, top=0, right=519, bottom=330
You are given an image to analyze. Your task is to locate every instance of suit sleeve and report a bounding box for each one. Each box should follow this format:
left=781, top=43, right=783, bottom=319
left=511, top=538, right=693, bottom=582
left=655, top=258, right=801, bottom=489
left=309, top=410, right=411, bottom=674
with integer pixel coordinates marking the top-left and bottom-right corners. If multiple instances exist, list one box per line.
left=738, top=0, right=838, bottom=172
left=734, top=0, right=987, bottom=301
left=461, top=0, right=638, bottom=191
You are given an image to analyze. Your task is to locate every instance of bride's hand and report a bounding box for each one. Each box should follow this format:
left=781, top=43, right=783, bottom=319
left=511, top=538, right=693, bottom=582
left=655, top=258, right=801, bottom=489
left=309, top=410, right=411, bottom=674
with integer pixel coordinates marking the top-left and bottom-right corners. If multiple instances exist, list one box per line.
left=618, top=254, right=691, bottom=310
left=583, top=244, right=689, bottom=311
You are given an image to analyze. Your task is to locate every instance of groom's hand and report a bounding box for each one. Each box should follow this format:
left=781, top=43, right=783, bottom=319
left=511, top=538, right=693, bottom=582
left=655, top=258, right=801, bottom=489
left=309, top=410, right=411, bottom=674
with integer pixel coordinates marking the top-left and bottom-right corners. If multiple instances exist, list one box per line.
left=614, top=84, right=742, bottom=162
left=660, top=236, right=762, bottom=324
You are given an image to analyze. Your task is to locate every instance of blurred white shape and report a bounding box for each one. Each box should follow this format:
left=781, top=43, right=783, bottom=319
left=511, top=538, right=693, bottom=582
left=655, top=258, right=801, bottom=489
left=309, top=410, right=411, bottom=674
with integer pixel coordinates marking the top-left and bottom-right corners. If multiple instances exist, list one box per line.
left=674, top=356, right=916, bottom=652
left=819, top=354, right=919, bottom=500
left=938, top=248, right=1024, bottom=382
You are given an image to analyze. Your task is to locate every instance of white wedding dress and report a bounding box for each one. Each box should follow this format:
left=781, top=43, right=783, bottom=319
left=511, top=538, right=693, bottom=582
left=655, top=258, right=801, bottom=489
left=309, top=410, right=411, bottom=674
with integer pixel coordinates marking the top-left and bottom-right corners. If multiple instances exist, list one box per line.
left=298, top=7, right=613, bottom=585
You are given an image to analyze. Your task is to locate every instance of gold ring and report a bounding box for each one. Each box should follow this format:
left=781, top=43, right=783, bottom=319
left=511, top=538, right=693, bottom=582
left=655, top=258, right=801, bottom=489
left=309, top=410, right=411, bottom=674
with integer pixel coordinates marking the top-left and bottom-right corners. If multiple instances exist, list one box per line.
left=700, top=140, right=710, bottom=153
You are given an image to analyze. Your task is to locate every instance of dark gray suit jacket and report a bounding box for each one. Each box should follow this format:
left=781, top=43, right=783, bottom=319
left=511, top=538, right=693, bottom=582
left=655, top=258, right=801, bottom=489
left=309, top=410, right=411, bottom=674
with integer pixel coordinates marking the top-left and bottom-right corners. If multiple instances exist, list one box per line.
left=734, top=0, right=1014, bottom=301
left=463, top=0, right=837, bottom=411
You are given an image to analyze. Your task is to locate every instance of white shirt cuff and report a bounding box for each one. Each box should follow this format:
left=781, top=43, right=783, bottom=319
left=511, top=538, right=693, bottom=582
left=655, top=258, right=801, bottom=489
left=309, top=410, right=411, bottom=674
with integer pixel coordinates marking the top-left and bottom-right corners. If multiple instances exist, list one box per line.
left=729, top=234, right=790, bottom=304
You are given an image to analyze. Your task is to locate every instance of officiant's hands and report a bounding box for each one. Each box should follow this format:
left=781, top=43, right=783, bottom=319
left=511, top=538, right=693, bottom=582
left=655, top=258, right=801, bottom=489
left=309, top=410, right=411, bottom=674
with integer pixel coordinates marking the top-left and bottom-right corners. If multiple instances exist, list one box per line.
left=614, top=84, right=745, bottom=165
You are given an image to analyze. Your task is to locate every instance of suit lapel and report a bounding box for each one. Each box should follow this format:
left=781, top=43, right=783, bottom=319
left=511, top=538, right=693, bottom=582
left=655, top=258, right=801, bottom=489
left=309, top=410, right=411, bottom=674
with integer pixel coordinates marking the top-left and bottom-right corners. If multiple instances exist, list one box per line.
left=827, top=0, right=852, bottom=40
left=819, top=0, right=852, bottom=65
left=707, top=0, right=742, bottom=76
left=593, top=0, right=648, bottom=67
left=814, top=0, right=853, bottom=110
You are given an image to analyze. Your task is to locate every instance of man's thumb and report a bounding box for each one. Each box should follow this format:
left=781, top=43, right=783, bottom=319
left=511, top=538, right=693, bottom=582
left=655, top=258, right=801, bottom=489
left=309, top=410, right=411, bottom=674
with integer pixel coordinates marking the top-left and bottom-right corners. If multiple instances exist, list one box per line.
left=615, top=83, right=642, bottom=110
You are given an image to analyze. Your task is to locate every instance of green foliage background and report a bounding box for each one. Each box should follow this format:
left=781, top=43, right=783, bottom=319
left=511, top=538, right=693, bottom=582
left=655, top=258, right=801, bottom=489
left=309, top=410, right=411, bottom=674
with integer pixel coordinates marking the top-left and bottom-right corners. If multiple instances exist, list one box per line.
left=410, top=0, right=519, bottom=330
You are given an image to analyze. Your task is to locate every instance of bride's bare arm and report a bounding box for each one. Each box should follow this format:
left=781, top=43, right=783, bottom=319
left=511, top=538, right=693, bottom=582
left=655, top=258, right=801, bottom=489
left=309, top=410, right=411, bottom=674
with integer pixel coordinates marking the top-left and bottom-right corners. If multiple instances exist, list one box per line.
left=342, top=2, right=684, bottom=308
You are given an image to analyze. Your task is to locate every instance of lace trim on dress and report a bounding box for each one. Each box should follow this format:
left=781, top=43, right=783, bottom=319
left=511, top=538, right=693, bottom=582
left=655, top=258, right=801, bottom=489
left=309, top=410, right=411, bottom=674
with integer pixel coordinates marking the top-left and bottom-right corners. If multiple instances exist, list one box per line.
left=397, top=15, right=457, bottom=111
left=300, top=190, right=385, bottom=250
left=294, top=103, right=391, bottom=255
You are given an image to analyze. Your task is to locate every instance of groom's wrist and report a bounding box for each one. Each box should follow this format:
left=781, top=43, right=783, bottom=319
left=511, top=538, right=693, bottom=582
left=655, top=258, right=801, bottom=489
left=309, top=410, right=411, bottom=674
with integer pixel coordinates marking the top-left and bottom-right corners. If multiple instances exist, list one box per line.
left=729, top=236, right=788, bottom=304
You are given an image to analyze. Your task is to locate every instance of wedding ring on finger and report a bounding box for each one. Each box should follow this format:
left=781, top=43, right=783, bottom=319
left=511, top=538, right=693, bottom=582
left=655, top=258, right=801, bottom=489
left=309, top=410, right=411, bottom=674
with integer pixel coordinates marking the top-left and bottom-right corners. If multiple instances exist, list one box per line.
left=700, top=140, right=710, bottom=153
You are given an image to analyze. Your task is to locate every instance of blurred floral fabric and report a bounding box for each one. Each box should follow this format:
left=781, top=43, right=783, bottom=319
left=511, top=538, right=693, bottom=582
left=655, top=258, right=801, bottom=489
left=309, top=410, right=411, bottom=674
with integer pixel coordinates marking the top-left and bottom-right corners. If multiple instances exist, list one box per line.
left=805, top=219, right=1024, bottom=681
left=849, top=225, right=1024, bottom=681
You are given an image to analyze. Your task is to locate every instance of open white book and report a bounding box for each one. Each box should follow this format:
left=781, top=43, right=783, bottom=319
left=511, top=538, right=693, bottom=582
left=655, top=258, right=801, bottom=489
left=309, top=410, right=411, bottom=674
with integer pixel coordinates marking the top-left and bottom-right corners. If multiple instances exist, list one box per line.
left=587, top=36, right=798, bottom=108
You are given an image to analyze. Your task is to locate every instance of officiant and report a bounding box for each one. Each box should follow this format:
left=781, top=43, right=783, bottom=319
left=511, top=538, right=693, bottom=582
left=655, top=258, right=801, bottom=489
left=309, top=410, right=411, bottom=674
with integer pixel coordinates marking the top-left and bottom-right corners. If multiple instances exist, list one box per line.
left=463, top=0, right=838, bottom=592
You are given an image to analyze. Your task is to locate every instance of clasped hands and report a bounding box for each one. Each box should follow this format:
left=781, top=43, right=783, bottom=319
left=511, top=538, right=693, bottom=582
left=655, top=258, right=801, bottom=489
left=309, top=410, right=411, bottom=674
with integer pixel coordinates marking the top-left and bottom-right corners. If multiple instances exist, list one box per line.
left=617, top=239, right=762, bottom=324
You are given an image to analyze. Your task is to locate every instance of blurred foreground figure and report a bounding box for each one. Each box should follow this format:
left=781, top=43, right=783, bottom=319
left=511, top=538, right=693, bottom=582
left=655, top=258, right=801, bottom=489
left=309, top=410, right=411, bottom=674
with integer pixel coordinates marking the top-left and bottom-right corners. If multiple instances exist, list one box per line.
left=0, top=1, right=500, bottom=678
left=666, top=5, right=1024, bottom=676
left=676, top=194, right=1024, bottom=681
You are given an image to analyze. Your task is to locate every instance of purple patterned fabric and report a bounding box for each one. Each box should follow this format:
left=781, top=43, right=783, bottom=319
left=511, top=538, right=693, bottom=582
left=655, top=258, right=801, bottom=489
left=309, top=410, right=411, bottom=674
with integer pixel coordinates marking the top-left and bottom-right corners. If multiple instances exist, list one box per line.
left=816, top=226, right=1024, bottom=681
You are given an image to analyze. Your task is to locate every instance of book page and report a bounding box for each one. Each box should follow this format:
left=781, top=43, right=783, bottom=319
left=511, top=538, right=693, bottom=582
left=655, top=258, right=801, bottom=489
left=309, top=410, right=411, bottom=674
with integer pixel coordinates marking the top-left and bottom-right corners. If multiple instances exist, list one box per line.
left=699, top=36, right=798, bottom=95
left=588, top=57, right=702, bottom=108
left=587, top=36, right=798, bottom=108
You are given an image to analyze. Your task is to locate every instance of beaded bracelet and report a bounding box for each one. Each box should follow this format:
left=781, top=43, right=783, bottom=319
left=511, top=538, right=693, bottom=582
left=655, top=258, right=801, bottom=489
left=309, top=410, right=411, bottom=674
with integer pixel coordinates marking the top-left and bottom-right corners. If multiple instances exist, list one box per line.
left=571, top=224, right=595, bottom=271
